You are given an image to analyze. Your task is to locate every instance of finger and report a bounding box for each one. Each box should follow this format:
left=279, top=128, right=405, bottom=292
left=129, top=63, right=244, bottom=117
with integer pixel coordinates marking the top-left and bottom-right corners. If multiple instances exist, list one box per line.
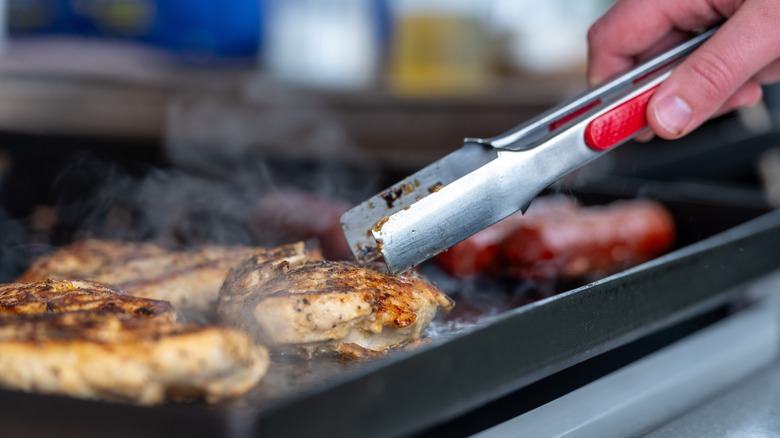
left=631, top=82, right=761, bottom=143
left=712, top=80, right=764, bottom=118
left=647, top=1, right=780, bottom=139
left=589, top=29, right=695, bottom=86
left=634, top=30, right=693, bottom=64
left=753, top=58, right=780, bottom=85
left=587, top=0, right=737, bottom=85
left=634, top=131, right=655, bottom=143
left=634, top=81, right=761, bottom=145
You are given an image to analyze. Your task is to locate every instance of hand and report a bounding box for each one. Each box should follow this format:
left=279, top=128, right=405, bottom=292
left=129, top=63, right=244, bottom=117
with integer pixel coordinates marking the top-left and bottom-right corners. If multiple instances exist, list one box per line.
left=587, top=0, right=780, bottom=140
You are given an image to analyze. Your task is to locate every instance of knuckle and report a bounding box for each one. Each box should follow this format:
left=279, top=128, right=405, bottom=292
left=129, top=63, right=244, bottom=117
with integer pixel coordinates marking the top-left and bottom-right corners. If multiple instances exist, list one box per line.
left=686, top=51, right=738, bottom=101
left=586, top=22, right=606, bottom=47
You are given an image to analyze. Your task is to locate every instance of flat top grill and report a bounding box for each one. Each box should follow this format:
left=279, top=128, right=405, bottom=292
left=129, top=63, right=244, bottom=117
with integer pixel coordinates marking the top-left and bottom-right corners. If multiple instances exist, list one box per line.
left=3, top=179, right=780, bottom=438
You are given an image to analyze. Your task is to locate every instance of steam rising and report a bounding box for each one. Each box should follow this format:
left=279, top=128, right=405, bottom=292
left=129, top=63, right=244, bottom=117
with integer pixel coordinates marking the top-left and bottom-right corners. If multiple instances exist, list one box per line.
left=48, top=149, right=374, bottom=252
left=52, top=156, right=254, bottom=246
left=0, top=211, right=29, bottom=282
left=38, top=78, right=385, bottom=253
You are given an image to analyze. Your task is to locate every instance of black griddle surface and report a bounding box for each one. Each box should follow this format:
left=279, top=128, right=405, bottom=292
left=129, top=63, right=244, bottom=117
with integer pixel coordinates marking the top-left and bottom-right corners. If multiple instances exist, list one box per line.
left=2, top=181, right=779, bottom=438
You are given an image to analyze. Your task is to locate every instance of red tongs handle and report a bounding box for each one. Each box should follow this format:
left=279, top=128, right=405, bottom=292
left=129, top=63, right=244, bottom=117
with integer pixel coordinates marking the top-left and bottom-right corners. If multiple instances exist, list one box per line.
left=584, top=85, right=659, bottom=151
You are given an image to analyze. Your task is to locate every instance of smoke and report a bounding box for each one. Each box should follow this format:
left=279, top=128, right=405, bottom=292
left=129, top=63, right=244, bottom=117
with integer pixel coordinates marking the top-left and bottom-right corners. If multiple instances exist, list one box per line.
left=44, top=81, right=387, bottom=252
left=48, top=150, right=361, bottom=250
left=0, top=147, right=53, bottom=281
left=166, top=77, right=376, bottom=179
left=52, top=144, right=374, bottom=256
left=0, top=210, right=31, bottom=282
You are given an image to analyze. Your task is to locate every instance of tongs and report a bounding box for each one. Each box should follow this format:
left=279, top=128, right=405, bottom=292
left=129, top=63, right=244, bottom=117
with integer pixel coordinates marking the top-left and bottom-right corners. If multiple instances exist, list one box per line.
left=340, top=28, right=716, bottom=274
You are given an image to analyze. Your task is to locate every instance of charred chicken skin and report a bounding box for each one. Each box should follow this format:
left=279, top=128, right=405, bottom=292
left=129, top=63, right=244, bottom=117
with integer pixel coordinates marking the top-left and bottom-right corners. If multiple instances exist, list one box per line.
left=0, top=279, right=269, bottom=404
left=218, top=253, right=453, bottom=358
left=18, top=239, right=313, bottom=320
left=0, top=279, right=176, bottom=322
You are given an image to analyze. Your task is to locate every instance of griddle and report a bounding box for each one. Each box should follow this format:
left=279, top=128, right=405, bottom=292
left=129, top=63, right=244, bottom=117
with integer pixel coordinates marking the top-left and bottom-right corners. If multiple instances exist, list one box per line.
left=3, top=180, right=780, bottom=438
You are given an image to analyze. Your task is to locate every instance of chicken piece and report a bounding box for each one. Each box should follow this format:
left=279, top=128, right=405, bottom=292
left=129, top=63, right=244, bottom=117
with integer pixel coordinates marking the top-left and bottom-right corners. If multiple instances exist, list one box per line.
left=0, top=279, right=269, bottom=404
left=0, top=279, right=175, bottom=322
left=18, top=239, right=315, bottom=320
left=218, top=253, right=454, bottom=358
left=0, top=312, right=269, bottom=405
left=16, top=240, right=167, bottom=282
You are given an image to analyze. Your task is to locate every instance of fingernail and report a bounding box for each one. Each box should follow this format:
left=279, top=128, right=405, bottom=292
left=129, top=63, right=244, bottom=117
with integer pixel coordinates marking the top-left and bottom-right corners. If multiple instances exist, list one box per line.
left=654, top=95, right=692, bottom=135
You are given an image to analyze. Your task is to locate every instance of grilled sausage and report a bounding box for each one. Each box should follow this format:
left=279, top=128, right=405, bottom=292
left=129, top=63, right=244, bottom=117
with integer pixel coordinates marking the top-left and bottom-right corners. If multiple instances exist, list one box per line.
left=250, top=190, right=351, bottom=260
left=434, top=196, right=580, bottom=278
left=501, top=200, right=675, bottom=280
left=435, top=198, right=675, bottom=281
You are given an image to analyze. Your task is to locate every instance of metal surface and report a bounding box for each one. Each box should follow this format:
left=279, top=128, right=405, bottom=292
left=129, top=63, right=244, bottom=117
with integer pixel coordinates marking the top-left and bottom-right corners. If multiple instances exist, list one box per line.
left=341, top=28, right=716, bottom=273
left=474, top=295, right=780, bottom=438
left=338, top=141, right=498, bottom=261
left=643, top=274, right=780, bottom=438
left=646, top=361, right=780, bottom=437
left=372, top=77, right=663, bottom=273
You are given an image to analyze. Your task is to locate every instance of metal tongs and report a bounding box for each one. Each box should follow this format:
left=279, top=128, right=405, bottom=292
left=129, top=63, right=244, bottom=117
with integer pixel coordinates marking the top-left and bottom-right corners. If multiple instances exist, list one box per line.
left=341, top=28, right=717, bottom=274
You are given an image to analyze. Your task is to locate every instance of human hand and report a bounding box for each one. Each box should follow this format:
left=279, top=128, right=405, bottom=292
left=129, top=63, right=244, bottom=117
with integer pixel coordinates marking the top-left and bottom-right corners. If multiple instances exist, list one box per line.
left=587, top=0, right=780, bottom=140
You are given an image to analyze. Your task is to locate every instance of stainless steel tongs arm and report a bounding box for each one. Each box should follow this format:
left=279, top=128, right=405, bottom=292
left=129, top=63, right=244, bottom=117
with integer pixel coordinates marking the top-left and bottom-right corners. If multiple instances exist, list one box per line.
left=478, top=26, right=718, bottom=152
left=341, top=27, right=719, bottom=274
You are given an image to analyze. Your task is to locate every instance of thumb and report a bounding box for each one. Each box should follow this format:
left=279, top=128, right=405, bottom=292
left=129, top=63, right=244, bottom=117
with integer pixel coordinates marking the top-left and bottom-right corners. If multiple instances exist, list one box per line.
left=647, top=6, right=778, bottom=139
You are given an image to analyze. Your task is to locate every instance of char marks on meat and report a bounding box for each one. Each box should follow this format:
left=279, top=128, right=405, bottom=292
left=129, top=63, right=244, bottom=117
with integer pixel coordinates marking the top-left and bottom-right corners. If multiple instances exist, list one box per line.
left=218, top=252, right=453, bottom=358
left=0, top=279, right=175, bottom=322
left=0, top=279, right=269, bottom=404
left=18, top=239, right=316, bottom=320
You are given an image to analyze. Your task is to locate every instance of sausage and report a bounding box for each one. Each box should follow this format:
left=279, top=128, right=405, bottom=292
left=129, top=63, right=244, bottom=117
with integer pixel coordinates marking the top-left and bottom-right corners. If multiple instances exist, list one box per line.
left=434, top=196, right=580, bottom=278
left=435, top=198, right=675, bottom=280
left=249, top=190, right=351, bottom=260
left=500, top=200, right=675, bottom=280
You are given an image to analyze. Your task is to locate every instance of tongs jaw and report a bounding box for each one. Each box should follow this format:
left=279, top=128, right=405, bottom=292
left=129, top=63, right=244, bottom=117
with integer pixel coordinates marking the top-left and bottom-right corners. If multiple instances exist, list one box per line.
left=341, top=28, right=717, bottom=274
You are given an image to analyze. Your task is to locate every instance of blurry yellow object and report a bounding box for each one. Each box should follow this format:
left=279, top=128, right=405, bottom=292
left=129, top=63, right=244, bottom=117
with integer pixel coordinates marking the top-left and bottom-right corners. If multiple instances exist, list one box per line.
left=389, top=12, right=491, bottom=97
left=74, top=0, right=155, bottom=35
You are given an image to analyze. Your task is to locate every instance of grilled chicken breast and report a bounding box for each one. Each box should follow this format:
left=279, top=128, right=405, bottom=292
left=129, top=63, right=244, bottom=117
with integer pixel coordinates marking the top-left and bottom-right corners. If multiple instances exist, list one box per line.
left=0, top=279, right=269, bottom=404
left=0, top=313, right=268, bottom=404
left=0, top=279, right=176, bottom=322
left=16, top=240, right=167, bottom=282
left=18, top=240, right=315, bottom=320
left=218, top=254, right=453, bottom=358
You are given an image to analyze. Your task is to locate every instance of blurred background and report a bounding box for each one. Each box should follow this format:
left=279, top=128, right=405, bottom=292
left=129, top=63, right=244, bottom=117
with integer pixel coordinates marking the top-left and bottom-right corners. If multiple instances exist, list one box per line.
left=1, top=0, right=611, bottom=163
left=0, top=0, right=778, bottom=279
